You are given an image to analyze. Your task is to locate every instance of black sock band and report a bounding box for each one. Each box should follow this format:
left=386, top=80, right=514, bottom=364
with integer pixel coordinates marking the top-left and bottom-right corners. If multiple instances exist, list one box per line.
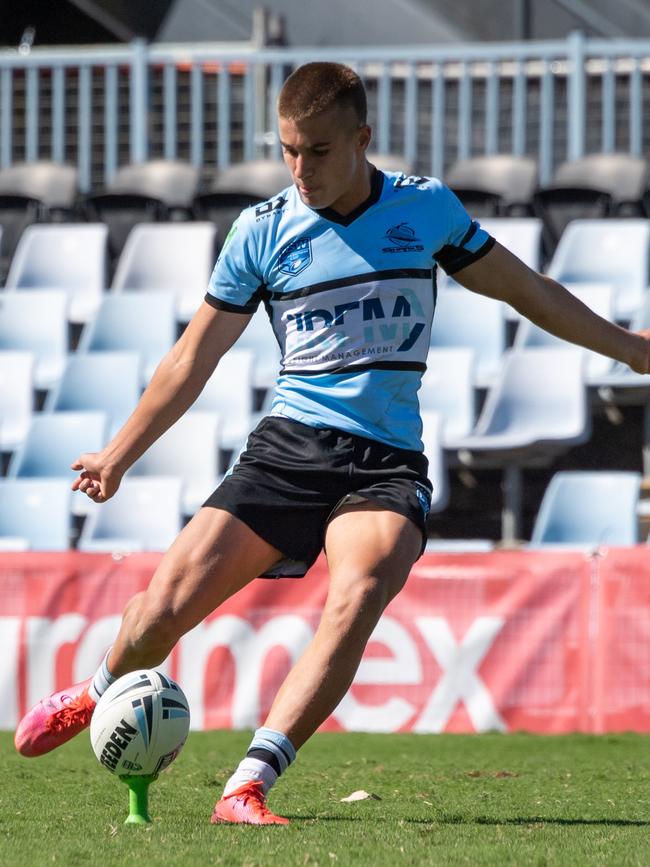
left=246, top=747, right=282, bottom=775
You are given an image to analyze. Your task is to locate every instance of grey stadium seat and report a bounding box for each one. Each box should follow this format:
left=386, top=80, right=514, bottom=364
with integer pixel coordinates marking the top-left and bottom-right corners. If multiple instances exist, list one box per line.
left=0, top=479, right=72, bottom=551
left=530, top=471, right=641, bottom=547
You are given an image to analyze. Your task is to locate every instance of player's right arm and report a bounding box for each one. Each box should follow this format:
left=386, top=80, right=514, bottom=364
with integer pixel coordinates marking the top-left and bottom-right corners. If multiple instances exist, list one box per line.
left=72, top=302, right=251, bottom=503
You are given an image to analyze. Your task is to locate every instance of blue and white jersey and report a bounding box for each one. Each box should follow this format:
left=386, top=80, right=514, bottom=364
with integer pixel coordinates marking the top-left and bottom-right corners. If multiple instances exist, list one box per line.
left=206, top=169, right=494, bottom=451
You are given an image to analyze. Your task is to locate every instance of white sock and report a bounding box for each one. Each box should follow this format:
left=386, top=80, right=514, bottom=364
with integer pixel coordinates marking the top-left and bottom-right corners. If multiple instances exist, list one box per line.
left=223, top=757, right=278, bottom=797
left=88, top=649, right=116, bottom=703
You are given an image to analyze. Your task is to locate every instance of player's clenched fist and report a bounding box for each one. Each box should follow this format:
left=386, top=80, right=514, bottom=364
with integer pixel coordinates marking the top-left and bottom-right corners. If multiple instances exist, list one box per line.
left=70, top=452, right=123, bottom=503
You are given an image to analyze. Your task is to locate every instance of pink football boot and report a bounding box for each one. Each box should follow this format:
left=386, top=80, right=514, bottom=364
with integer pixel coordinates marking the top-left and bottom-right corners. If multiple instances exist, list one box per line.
left=211, top=781, right=290, bottom=825
left=15, top=678, right=96, bottom=757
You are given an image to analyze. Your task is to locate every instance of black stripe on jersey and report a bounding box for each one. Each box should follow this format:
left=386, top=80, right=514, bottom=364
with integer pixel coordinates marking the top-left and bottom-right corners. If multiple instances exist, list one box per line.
left=460, top=220, right=478, bottom=246
left=270, top=268, right=433, bottom=301
left=204, top=293, right=259, bottom=313
left=280, top=361, right=426, bottom=375
left=434, top=234, right=495, bottom=276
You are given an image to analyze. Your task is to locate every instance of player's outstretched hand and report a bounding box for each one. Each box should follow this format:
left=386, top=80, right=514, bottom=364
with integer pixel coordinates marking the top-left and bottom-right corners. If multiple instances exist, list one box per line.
left=630, top=329, right=650, bottom=374
left=71, top=452, right=123, bottom=503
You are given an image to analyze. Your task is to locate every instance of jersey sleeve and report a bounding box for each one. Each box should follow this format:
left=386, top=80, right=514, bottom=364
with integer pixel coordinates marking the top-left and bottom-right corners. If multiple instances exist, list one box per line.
left=433, top=185, right=495, bottom=275
left=204, top=210, right=265, bottom=313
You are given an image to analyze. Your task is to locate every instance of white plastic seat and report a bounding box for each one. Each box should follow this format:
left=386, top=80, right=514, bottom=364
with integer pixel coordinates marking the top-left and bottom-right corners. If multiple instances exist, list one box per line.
left=111, top=222, right=216, bottom=323
left=0, top=351, right=34, bottom=450
left=8, top=410, right=108, bottom=478
left=431, top=288, right=506, bottom=387
left=479, top=218, right=543, bottom=321
left=191, top=348, right=255, bottom=451
left=513, top=284, right=615, bottom=381
left=479, top=218, right=543, bottom=272
left=530, top=471, right=641, bottom=547
left=130, top=412, right=220, bottom=515
left=452, top=348, right=590, bottom=541
left=8, top=412, right=108, bottom=519
left=44, top=352, right=141, bottom=434
left=78, top=477, right=182, bottom=552
left=420, top=410, right=449, bottom=513
left=0, top=290, right=68, bottom=389
left=77, top=291, right=176, bottom=384
left=0, top=478, right=71, bottom=551
left=546, top=219, right=650, bottom=321
left=420, top=348, right=476, bottom=446
left=5, top=223, right=108, bottom=324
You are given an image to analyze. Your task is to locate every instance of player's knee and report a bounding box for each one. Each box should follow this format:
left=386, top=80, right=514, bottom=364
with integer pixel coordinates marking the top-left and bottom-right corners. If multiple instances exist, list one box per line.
left=122, top=592, right=179, bottom=655
left=325, top=574, right=388, bottom=633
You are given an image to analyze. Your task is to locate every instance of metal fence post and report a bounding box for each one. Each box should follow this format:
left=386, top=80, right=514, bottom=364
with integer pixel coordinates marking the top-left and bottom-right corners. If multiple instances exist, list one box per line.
left=567, top=30, right=586, bottom=162
left=130, top=38, right=148, bottom=165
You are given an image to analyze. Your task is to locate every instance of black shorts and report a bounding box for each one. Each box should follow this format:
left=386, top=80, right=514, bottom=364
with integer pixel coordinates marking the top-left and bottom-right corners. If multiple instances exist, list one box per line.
left=203, top=415, right=433, bottom=577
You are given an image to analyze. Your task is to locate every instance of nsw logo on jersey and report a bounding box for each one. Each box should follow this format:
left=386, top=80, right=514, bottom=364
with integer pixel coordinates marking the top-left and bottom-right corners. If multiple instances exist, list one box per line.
left=383, top=222, right=424, bottom=254
left=278, top=236, right=313, bottom=275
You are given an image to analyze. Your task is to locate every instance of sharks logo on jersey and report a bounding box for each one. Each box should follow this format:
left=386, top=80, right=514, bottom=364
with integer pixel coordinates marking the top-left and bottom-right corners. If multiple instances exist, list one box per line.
left=382, top=222, right=424, bottom=253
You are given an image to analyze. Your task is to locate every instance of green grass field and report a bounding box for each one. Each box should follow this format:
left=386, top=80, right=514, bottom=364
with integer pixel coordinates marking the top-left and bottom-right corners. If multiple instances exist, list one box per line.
left=1, top=730, right=649, bottom=866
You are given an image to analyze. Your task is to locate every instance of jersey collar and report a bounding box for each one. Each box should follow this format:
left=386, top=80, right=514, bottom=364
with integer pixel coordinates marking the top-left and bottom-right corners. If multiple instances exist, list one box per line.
left=312, top=168, right=384, bottom=227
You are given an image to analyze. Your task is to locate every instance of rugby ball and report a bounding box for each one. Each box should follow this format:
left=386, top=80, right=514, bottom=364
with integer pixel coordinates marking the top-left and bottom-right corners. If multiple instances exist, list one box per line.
left=90, top=669, right=190, bottom=777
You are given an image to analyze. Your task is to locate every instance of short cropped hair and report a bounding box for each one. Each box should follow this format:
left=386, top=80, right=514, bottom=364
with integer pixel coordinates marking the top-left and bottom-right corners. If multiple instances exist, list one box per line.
left=278, top=62, right=367, bottom=125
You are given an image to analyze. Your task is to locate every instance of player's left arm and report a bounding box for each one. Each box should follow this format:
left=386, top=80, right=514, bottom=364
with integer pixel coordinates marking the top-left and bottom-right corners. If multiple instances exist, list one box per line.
left=453, top=240, right=650, bottom=374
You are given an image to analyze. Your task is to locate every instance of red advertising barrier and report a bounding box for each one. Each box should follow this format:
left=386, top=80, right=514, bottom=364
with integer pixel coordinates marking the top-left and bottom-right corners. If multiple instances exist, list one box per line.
left=0, top=549, right=648, bottom=733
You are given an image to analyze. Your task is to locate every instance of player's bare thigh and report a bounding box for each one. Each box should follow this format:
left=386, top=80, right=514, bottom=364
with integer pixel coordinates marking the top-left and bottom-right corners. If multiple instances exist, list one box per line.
left=324, top=500, right=422, bottom=610
left=134, top=506, right=284, bottom=636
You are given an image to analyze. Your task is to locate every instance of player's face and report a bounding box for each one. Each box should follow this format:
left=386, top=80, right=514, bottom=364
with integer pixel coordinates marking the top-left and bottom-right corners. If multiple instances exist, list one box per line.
left=279, top=106, right=371, bottom=215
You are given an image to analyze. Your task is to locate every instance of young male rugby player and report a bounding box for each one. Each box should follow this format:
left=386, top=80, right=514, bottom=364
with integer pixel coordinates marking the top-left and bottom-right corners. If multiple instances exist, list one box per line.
left=15, top=62, right=650, bottom=824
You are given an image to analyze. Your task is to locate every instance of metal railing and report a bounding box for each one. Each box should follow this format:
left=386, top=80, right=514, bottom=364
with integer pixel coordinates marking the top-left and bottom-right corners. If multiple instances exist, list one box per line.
left=0, top=32, right=649, bottom=191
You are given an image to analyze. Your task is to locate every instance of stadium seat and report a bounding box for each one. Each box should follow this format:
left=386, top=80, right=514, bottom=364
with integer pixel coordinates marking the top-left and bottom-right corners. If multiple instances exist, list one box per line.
left=77, top=477, right=182, bottom=553
left=0, top=351, right=34, bottom=451
left=533, top=153, right=648, bottom=256
left=5, top=223, right=108, bottom=324
left=0, top=478, right=71, bottom=551
left=84, top=159, right=199, bottom=266
left=592, top=293, right=650, bottom=392
left=513, top=284, right=615, bottom=381
left=446, top=155, right=538, bottom=217
left=546, top=219, right=650, bottom=322
left=420, top=348, right=476, bottom=445
left=77, top=291, right=176, bottom=385
left=421, top=410, right=449, bottom=513
left=129, top=412, right=221, bottom=515
left=0, top=161, right=78, bottom=282
left=451, top=348, right=590, bottom=542
left=478, top=218, right=543, bottom=314
left=191, top=349, right=255, bottom=451
left=111, top=222, right=216, bottom=323
left=0, top=161, right=78, bottom=208
left=84, top=193, right=169, bottom=266
left=479, top=218, right=543, bottom=271
left=106, top=159, right=199, bottom=216
left=43, top=352, right=141, bottom=434
left=192, top=160, right=291, bottom=253
left=8, top=411, right=108, bottom=479
left=530, top=470, right=641, bottom=547
left=430, top=287, right=506, bottom=387
left=0, top=290, right=68, bottom=389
